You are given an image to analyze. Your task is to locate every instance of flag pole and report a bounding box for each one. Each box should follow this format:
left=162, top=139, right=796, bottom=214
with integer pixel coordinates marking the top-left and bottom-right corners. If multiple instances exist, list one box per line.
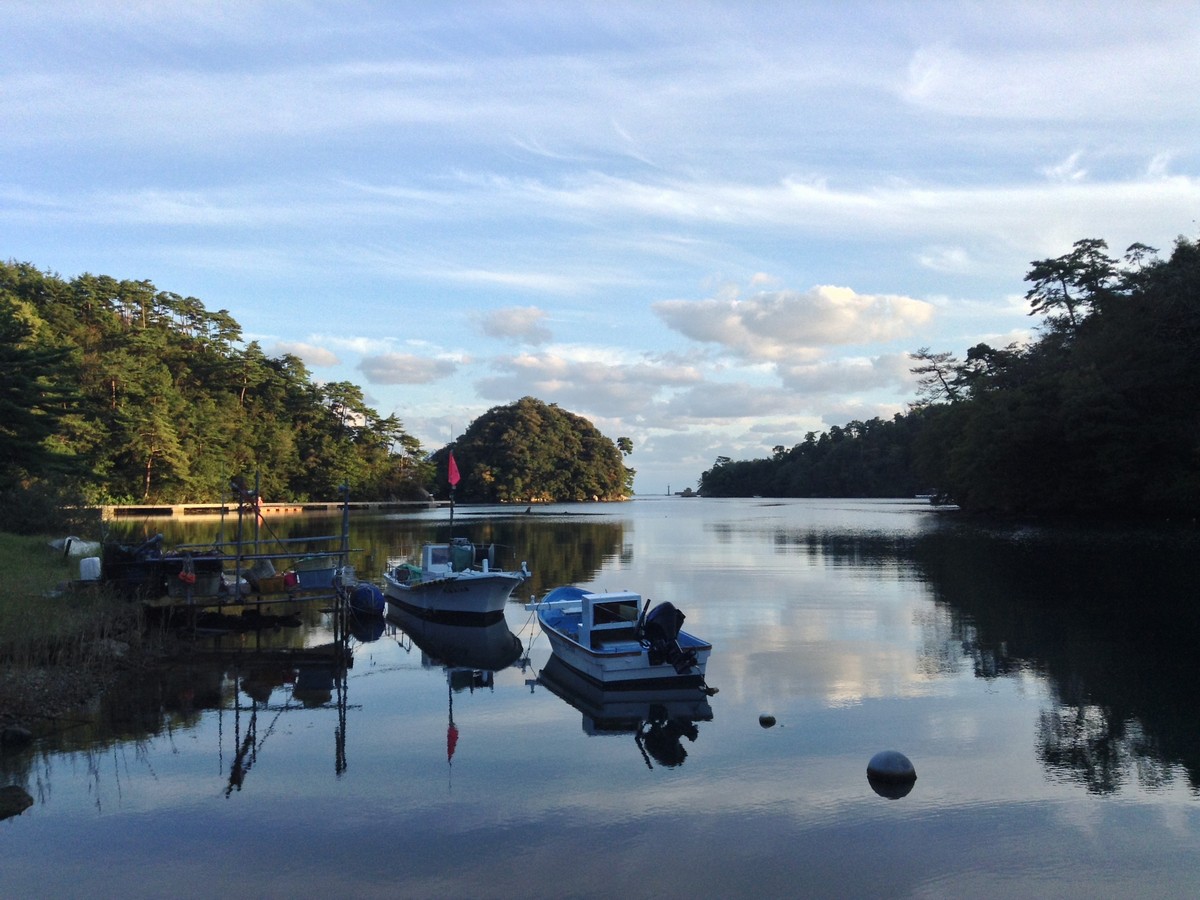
left=447, top=449, right=461, bottom=536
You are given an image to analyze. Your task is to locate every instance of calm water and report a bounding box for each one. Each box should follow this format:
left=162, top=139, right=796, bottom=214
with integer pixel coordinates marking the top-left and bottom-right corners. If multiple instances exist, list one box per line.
left=4, top=498, right=1200, bottom=898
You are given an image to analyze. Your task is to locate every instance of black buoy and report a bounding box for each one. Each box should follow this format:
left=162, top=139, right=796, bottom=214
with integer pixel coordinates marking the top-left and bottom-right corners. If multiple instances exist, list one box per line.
left=867, top=750, right=917, bottom=799
left=758, top=714, right=776, bottom=728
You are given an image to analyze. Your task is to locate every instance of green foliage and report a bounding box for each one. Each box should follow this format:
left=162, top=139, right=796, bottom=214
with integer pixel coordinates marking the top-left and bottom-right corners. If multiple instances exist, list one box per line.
left=699, top=415, right=925, bottom=498
left=445, top=396, right=634, bottom=502
left=919, top=235, right=1200, bottom=518
left=0, top=295, right=82, bottom=491
left=0, top=260, right=427, bottom=503
left=699, top=233, right=1200, bottom=520
left=0, top=482, right=97, bottom=535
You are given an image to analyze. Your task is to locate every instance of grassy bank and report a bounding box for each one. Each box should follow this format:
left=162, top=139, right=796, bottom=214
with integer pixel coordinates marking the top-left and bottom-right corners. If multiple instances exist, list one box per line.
left=0, top=533, right=144, bottom=722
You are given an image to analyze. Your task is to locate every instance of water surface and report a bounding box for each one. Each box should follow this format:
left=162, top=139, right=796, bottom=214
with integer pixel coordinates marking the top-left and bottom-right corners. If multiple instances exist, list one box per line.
left=3, top=498, right=1199, bottom=898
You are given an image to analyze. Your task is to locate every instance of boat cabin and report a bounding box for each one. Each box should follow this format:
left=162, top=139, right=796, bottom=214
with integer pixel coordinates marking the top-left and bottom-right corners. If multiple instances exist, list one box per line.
left=421, top=538, right=479, bottom=575
left=577, top=591, right=644, bottom=649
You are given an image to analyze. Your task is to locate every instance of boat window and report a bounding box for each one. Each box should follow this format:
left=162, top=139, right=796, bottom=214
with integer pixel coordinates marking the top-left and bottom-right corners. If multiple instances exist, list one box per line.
left=593, top=602, right=638, bottom=624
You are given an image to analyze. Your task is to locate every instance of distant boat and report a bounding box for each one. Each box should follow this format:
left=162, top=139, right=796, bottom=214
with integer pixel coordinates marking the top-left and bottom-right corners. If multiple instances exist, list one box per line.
left=383, top=537, right=530, bottom=622
left=527, top=586, right=713, bottom=689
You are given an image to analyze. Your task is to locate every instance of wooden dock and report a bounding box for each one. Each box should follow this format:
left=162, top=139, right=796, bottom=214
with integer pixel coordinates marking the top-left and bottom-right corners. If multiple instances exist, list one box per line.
left=99, top=499, right=442, bottom=518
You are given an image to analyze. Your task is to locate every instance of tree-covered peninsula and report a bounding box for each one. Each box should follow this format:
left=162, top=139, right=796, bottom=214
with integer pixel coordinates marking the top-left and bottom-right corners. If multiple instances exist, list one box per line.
left=700, top=235, right=1200, bottom=520
left=0, top=261, right=429, bottom=507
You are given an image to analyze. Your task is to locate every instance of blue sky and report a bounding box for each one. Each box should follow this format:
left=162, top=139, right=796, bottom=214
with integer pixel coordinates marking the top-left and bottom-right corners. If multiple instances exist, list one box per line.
left=4, top=2, right=1199, bottom=494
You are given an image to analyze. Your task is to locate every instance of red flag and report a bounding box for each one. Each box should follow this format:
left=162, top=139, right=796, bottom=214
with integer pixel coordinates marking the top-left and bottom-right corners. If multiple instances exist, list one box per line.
left=447, top=450, right=461, bottom=487
left=447, top=723, right=459, bottom=762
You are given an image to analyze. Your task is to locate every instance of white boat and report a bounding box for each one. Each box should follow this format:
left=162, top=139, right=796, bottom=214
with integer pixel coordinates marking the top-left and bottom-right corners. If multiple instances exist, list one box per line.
left=383, top=537, right=530, bottom=622
left=527, top=586, right=713, bottom=689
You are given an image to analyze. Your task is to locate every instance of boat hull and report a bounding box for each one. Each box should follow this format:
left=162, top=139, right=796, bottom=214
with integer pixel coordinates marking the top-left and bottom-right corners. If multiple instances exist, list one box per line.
left=538, top=655, right=714, bottom=730
left=384, top=569, right=525, bottom=622
left=537, top=607, right=711, bottom=688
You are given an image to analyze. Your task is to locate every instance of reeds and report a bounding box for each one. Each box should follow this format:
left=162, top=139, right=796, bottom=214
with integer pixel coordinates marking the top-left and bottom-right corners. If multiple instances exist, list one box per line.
left=0, top=534, right=142, bottom=673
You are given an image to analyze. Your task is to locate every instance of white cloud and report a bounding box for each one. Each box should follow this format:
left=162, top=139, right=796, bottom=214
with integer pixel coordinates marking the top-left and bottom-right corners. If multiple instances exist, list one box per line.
left=475, top=350, right=703, bottom=418
left=777, top=354, right=915, bottom=395
left=271, top=341, right=340, bottom=367
left=478, top=306, right=552, bottom=344
left=660, top=382, right=805, bottom=421
left=900, top=29, right=1200, bottom=121
left=654, top=286, right=935, bottom=362
left=917, top=246, right=974, bottom=274
left=358, top=353, right=457, bottom=384
left=1041, top=152, right=1088, bottom=183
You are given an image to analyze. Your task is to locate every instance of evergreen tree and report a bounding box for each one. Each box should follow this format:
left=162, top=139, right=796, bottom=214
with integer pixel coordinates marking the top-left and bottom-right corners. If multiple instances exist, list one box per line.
left=0, top=296, right=81, bottom=490
left=0, top=260, right=428, bottom=503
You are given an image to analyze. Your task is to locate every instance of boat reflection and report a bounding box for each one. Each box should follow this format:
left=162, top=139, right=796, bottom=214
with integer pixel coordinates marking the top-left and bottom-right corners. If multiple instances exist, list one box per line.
left=387, top=606, right=524, bottom=673
left=387, top=606, right=525, bottom=770
left=537, top=655, right=714, bottom=768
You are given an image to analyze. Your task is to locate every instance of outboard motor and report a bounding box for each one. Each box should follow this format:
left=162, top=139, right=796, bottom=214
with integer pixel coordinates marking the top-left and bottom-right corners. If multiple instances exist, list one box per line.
left=642, top=602, right=699, bottom=674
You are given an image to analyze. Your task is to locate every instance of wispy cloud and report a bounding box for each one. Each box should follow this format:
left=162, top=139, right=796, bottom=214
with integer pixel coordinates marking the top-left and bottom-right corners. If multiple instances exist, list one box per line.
left=4, top=1, right=1199, bottom=492
left=359, top=353, right=458, bottom=385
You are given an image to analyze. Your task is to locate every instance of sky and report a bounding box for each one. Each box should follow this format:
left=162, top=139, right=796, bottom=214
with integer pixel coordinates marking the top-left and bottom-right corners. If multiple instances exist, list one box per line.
left=4, top=2, right=1199, bottom=495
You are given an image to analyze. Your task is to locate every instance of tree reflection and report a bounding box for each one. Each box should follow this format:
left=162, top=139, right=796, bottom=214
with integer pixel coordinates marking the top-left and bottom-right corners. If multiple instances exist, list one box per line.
left=136, top=508, right=627, bottom=600
left=912, top=521, right=1200, bottom=796
left=759, top=518, right=1200, bottom=796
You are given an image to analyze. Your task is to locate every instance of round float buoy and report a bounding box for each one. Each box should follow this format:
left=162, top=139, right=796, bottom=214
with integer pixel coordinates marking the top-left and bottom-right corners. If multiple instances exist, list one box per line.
left=351, top=582, right=385, bottom=615
left=759, top=714, right=776, bottom=728
left=867, top=750, right=917, bottom=799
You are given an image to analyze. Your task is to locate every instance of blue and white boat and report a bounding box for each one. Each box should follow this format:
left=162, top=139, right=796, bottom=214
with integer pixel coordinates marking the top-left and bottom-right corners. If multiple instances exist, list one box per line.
left=527, top=586, right=712, bottom=689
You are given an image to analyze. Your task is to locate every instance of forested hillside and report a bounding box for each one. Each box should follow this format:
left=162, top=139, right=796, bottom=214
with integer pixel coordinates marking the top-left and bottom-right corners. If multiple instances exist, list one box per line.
left=441, top=397, right=634, bottom=502
left=699, top=412, right=928, bottom=499
left=0, top=262, right=428, bottom=505
left=701, top=235, right=1200, bottom=520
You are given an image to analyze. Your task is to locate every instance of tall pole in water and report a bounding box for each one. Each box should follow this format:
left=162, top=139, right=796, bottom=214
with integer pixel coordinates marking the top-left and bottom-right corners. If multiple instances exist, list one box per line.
left=340, top=483, right=350, bottom=565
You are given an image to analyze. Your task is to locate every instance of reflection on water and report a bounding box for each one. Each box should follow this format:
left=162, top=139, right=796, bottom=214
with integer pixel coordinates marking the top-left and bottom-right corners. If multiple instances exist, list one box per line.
left=110, top=506, right=628, bottom=600
left=29, top=505, right=1200, bottom=799
left=388, top=605, right=525, bottom=673
left=387, top=604, right=528, bottom=772
left=912, top=520, right=1200, bottom=796
left=8, top=500, right=1200, bottom=897
left=0, top=640, right=355, bottom=809
left=537, top=655, right=713, bottom=769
